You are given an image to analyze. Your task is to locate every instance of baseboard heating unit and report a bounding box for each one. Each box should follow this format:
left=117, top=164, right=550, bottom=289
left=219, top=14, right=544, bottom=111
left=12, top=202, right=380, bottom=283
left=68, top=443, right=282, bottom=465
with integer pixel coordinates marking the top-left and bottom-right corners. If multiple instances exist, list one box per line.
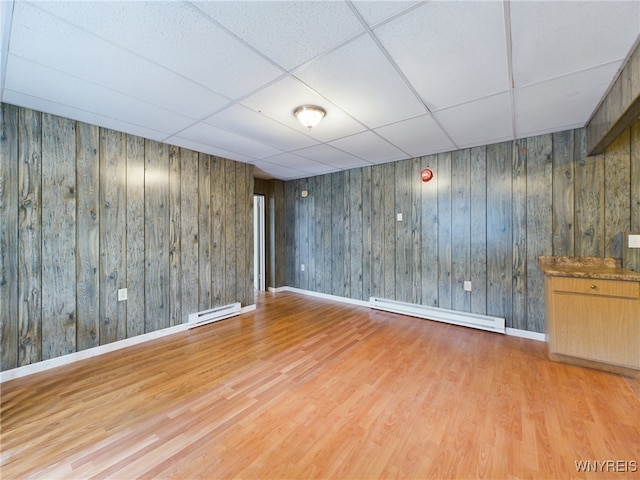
left=369, top=297, right=505, bottom=334
left=188, top=302, right=241, bottom=329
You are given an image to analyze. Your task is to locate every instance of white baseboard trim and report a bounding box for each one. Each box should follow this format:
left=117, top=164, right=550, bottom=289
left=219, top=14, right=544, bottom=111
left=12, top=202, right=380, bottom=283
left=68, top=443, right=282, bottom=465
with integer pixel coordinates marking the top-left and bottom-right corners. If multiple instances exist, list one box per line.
left=1, top=323, right=188, bottom=383
left=241, top=304, right=257, bottom=313
left=269, top=286, right=288, bottom=293
left=505, top=328, right=546, bottom=342
left=1, top=304, right=258, bottom=383
left=279, top=287, right=545, bottom=341
left=278, top=286, right=370, bottom=307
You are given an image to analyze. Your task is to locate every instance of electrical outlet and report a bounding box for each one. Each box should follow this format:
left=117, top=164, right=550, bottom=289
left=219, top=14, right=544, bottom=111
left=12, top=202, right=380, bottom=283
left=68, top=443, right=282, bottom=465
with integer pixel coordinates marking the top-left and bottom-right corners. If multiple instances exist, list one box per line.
left=397, top=213, right=403, bottom=221
left=629, top=234, right=640, bottom=248
left=301, top=264, right=305, bottom=271
left=463, top=281, right=472, bottom=292
left=118, top=288, right=128, bottom=301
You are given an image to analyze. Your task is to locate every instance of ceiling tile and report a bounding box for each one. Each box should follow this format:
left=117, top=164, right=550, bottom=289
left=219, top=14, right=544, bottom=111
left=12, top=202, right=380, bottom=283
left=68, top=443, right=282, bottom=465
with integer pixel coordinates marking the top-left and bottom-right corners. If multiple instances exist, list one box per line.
left=329, top=130, right=407, bottom=164
left=241, top=76, right=367, bottom=142
left=294, top=144, right=371, bottom=169
left=296, top=34, right=427, bottom=128
left=163, top=136, right=259, bottom=164
left=252, top=160, right=313, bottom=180
left=205, top=104, right=319, bottom=151
left=194, top=1, right=364, bottom=70
left=261, top=153, right=336, bottom=176
left=351, top=1, right=422, bottom=27
left=511, top=0, right=640, bottom=87
left=5, top=55, right=195, bottom=135
left=515, top=63, right=621, bottom=138
left=0, top=1, right=10, bottom=79
left=3, top=90, right=168, bottom=143
left=433, top=93, right=513, bottom=148
left=374, top=1, right=510, bottom=111
left=374, top=115, right=456, bottom=157
left=30, top=0, right=283, bottom=99
left=9, top=2, right=229, bottom=120
left=175, top=122, right=282, bottom=160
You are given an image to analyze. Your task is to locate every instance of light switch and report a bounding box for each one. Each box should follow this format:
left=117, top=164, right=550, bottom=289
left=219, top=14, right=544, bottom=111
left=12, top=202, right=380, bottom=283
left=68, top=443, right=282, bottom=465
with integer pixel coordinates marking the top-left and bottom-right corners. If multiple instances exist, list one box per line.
left=397, top=213, right=403, bottom=221
left=118, top=288, right=128, bottom=301
left=464, top=281, right=472, bottom=292
left=629, top=234, right=640, bottom=248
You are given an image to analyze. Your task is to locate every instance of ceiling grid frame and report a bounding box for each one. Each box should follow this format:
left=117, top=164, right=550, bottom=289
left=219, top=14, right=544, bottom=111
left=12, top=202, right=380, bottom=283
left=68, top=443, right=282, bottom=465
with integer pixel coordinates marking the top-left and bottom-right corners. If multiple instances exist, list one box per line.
left=2, top=0, right=638, bottom=179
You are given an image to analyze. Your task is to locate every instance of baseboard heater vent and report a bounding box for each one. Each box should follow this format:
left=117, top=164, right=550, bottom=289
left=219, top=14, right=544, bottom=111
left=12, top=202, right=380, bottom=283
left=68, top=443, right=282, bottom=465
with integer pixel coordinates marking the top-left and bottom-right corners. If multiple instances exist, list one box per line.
left=369, top=297, right=505, bottom=334
left=188, top=303, right=241, bottom=329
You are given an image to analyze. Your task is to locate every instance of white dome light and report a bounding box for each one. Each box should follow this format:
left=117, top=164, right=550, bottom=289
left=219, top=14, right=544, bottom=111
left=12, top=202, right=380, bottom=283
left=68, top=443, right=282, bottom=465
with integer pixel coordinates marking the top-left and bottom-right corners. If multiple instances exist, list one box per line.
left=294, top=105, right=326, bottom=129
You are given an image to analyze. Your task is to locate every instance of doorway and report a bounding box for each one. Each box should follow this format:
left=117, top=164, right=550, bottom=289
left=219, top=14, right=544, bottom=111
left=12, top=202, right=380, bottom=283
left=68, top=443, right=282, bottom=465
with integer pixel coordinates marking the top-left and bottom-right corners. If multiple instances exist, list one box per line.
left=253, top=194, right=266, bottom=291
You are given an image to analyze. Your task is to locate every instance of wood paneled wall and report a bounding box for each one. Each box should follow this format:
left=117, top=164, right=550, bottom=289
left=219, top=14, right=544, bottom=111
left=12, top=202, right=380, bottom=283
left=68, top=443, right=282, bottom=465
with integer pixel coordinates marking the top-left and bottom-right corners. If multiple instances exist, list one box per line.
left=587, top=39, right=640, bottom=155
left=0, top=103, right=254, bottom=371
left=284, top=122, right=640, bottom=333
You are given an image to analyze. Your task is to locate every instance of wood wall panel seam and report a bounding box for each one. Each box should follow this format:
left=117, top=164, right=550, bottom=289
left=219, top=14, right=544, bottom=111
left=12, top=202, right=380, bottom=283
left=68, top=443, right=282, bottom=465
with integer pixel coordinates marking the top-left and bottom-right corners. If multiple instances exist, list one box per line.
left=179, top=148, right=199, bottom=321
left=17, top=107, right=42, bottom=366
left=76, top=122, right=100, bottom=351
left=126, top=135, right=145, bottom=337
left=0, top=104, right=19, bottom=370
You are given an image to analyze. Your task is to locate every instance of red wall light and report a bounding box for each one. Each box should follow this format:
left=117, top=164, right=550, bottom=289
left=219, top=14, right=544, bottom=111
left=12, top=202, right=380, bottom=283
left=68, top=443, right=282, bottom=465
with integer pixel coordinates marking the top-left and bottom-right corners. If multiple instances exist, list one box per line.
left=421, top=168, right=433, bottom=182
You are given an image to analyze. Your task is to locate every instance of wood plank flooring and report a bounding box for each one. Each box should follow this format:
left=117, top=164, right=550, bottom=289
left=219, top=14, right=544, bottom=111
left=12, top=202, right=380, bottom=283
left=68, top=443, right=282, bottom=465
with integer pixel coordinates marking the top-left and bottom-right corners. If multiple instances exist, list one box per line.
left=1, top=292, right=638, bottom=479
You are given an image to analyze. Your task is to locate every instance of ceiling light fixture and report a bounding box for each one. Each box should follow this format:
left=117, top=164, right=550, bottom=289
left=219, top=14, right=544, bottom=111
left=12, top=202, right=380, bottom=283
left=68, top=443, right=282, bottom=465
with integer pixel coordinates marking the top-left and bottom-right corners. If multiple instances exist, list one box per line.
left=294, top=105, right=325, bottom=129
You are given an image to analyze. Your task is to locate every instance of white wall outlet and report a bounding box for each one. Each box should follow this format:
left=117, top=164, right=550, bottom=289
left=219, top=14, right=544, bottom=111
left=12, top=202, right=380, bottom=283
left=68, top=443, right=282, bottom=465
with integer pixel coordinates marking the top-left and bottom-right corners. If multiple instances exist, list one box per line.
left=397, top=213, right=403, bottom=221
left=118, top=288, right=128, bottom=301
left=301, top=264, right=305, bottom=271
left=463, top=281, right=472, bottom=292
left=628, top=234, right=640, bottom=249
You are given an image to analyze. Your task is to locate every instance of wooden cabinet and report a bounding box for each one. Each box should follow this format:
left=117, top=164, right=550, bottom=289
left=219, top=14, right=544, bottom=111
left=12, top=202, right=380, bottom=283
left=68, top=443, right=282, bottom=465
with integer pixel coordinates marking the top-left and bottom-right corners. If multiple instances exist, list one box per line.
left=544, top=275, right=640, bottom=375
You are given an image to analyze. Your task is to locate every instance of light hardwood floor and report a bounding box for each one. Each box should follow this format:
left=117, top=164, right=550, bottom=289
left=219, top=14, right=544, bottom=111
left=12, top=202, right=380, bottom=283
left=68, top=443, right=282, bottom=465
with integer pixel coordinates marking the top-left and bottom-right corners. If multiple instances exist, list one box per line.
left=1, top=292, right=638, bottom=479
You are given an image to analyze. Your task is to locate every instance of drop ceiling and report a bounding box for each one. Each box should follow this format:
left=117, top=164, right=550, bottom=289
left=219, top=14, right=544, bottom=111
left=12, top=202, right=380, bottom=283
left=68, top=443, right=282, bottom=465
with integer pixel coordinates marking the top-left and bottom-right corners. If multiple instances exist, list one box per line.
left=1, top=1, right=638, bottom=180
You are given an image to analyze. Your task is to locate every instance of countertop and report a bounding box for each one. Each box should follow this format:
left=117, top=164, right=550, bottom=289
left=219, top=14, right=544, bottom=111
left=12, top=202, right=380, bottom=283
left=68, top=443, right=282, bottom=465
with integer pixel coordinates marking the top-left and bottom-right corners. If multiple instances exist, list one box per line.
left=538, top=256, right=640, bottom=282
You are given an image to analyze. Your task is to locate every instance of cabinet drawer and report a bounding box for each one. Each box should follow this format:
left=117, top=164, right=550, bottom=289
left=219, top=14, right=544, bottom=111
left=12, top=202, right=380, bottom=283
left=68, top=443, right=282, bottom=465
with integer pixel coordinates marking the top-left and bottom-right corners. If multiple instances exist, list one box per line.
left=550, top=277, right=640, bottom=299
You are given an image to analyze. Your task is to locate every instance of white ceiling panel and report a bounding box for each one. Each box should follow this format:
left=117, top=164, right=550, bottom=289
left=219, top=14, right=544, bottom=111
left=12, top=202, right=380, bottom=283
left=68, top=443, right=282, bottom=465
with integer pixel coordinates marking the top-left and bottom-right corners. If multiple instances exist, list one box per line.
left=329, top=130, right=407, bottom=164
left=433, top=93, right=513, bottom=148
left=31, top=0, right=283, bottom=100
left=515, top=63, right=621, bottom=138
left=10, top=2, right=228, bottom=120
left=351, top=1, right=422, bottom=28
left=253, top=159, right=314, bottom=180
left=194, top=1, right=364, bottom=70
left=374, top=1, right=510, bottom=111
left=163, top=135, right=260, bottom=164
left=294, top=144, right=372, bottom=169
left=511, top=0, right=640, bottom=87
left=175, top=122, right=282, bottom=160
left=296, top=34, right=427, bottom=128
left=261, top=153, right=337, bottom=176
left=3, top=90, right=168, bottom=143
left=241, top=76, right=367, bottom=142
left=3, top=1, right=639, bottom=180
left=205, top=104, right=319, bottom=151
left=374, top=115, right=456, bottom=157
left=5, top=55, right=196, bottom=135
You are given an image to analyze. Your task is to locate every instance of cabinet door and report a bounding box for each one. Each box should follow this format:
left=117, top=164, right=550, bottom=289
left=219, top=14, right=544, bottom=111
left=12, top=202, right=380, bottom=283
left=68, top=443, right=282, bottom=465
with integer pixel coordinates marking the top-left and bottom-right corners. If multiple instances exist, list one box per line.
left=552, top=292, right=640, bottom=368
